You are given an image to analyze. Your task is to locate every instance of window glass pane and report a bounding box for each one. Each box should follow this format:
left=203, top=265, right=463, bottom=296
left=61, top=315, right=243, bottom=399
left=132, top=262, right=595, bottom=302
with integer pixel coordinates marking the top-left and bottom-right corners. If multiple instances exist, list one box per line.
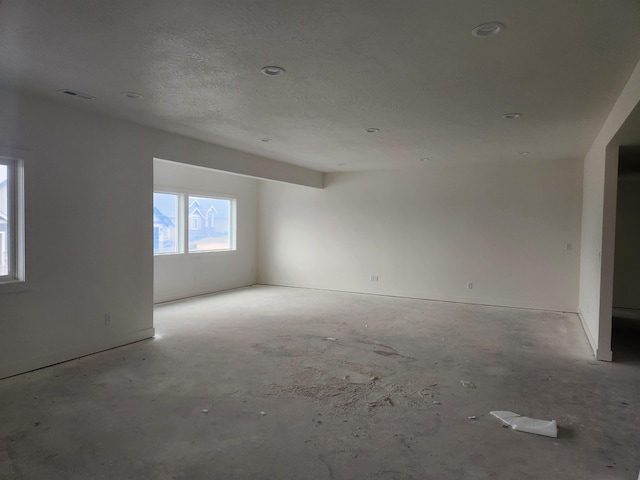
left=188, top=196, right=232, bottom=252
left=153, top=193, right=178, bottom=254
left=0, top=164, right=8, bottom=275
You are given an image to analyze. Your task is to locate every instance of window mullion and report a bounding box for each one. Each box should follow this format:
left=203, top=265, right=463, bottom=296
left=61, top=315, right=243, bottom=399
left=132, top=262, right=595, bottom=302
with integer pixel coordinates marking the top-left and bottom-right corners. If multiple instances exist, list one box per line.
left=182, top=193, right=187, bottom=254
left=7, top=160, right=15, bottom=278
left=0, top=157, right=23, bottom=283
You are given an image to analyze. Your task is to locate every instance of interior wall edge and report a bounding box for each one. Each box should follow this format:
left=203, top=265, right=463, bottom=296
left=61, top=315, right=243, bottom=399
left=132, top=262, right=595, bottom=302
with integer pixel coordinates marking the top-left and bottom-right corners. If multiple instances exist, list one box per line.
left=153, top=282, right=256, bottom=305
left=6, top=86, right=323, bottom=188
left=577, top=311, right=597, bottom=358
left=256, top=283, right=578, bottom=315
left=0, top=328, right=155, bottom=380
left=596, top=348, right=613, bottom=362
left=578, top=56, right=640, bottom=358
left=596, top=143, right=620, bottom=359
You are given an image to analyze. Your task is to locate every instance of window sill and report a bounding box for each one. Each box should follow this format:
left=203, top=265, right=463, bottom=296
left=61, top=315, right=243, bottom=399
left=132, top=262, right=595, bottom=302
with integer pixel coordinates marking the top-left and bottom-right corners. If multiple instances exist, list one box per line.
left=188, top=249, right=237, bottom=255
left=154, top=249, right=237, bottom=257
left=0, top=280, right=30, bottom=294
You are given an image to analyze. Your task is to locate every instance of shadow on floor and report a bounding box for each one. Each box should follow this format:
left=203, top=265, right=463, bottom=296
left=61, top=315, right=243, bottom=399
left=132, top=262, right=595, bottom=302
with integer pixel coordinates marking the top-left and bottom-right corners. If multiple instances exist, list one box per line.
left=612, top=316, right=640, bottom=364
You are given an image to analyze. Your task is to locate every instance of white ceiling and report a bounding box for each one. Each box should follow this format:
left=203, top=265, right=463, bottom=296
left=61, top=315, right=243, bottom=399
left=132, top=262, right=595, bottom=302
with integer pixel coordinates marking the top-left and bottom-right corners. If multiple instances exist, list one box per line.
left=1, top=1, right=640, bottom=172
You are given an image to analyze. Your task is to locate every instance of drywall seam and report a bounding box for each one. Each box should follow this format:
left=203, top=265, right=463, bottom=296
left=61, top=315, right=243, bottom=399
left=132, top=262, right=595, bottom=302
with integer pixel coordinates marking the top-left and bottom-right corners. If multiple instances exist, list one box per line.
left=0, top=328, right=155, bottom=380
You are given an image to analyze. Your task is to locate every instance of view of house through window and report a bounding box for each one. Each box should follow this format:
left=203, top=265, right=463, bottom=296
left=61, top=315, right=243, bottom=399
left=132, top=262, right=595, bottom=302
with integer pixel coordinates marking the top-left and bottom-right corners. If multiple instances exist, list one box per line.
left=188, top=196, right=232, bottom=252
left=153, top=192, right=179, bottom=254
left=0, top=164, right=8, bottom=276
left=153, top=191, right=234, bottom=255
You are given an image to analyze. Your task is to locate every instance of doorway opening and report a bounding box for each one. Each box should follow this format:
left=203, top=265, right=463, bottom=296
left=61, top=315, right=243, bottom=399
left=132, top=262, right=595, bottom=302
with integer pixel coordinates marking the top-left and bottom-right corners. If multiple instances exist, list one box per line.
left=611, top=146, right=640, bottom=363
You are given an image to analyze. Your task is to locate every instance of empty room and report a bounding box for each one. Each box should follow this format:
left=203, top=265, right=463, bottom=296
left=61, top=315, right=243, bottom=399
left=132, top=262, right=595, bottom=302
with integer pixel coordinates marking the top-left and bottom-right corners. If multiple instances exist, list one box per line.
left=1, top=1, right=640, bottom=479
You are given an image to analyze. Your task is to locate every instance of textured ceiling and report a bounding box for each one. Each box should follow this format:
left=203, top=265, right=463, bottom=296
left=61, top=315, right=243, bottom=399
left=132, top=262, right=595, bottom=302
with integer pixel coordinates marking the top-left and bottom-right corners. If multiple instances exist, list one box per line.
left=1, top=1, right=640, bottom=172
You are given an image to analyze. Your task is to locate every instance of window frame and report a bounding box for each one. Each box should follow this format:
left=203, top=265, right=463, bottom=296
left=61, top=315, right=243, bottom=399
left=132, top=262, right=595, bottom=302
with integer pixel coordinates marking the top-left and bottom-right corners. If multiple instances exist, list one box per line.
left=153, top=186, right=237, bottom=256
left=0, top=156, right=25, bottom=285
left=187, top=194, right=235, bottom=254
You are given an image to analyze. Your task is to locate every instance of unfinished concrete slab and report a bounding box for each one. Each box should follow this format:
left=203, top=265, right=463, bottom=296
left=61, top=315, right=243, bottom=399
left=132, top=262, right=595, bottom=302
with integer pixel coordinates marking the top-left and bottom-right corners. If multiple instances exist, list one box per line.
left=1, top=286, right=639, bottom=479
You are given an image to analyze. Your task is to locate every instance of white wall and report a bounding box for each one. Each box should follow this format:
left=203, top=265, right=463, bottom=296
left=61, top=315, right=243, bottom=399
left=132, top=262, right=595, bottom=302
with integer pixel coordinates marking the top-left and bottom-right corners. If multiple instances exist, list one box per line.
left=613, top=172, right=640, bottom=310
left=579, top=58, right=640, bottom=360
left=258, top=159, right=583, bottom=312
left=153, top=160, right=258, bottom=303
left=0, top=88, right=320, bottom=379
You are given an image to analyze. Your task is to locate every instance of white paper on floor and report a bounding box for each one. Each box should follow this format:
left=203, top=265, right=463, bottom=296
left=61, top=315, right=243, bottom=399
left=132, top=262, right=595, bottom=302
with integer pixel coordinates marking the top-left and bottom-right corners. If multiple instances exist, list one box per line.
left=490, top=410, right=558, bottom=438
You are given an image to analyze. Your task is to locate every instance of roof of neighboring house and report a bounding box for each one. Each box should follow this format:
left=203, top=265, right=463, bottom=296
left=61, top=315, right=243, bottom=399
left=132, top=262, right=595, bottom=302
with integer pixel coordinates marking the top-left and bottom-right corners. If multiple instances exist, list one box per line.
left=153, top=207, right=174, bottom=227
left=189, top=201, right=218, bottom=219
left=188, top=200, right=201, bottom=216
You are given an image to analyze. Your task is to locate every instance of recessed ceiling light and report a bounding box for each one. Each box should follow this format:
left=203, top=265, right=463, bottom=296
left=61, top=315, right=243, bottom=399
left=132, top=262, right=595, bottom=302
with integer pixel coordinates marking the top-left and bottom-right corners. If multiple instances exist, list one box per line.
left=365, top=127, right=380, bottom=133
left=338, top=163, right=346, bottom=167
left=502, top=113, right=522, bottom=119
left=261, top=138, right=272, bottom=142
left=519, top=151, right=530, bottom=156
left=420, top=158, right=429, bottom=162
left=261, top=66, right=285, bottom=76
left=57, top=89, right=94, bottom=100
left=122, top=92, right=143, bottom=99
left=472, top=22, right=505, bottom=37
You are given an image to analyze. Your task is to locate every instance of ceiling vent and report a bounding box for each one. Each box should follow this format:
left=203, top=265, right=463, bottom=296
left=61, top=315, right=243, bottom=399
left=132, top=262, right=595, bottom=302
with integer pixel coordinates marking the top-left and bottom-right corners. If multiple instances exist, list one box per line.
left=57, top=89, right=95, bottom=100
left=261, top=66, right=285, bottom=76
left=472, top=22, right=505, bottom=37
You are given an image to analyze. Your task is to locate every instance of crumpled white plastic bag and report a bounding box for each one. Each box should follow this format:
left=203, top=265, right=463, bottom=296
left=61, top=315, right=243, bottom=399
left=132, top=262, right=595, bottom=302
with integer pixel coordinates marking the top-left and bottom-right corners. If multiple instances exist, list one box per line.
left=490, top=410, right=558, bottom=438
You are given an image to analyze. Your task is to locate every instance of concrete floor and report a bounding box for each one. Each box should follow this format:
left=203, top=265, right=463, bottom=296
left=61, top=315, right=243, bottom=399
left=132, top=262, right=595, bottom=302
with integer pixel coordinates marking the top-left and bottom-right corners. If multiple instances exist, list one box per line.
left=1, top=285, right=639, bottom=479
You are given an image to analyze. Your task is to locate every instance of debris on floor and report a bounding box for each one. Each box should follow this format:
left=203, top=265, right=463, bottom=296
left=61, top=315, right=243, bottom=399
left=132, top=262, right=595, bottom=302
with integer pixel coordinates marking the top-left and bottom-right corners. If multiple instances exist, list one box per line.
left=260, top=411, right=267, bottom=416
left=490, top=410, right=558, bottom=438
left=460, top=380, right=476, bottom=389
left=468, top=415, right=477, bottom=420
left=201, top=409, right=208, bottom=414
left=367, top=395, right=394, bottom=408
left=325, top=337, right=337, bottom=341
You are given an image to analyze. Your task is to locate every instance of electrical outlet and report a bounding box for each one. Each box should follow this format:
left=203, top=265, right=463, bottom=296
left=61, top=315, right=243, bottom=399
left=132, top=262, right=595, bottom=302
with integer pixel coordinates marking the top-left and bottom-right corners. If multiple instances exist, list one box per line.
left=370, top=275, right=379, bottom=282
left=565, top=243, right=573, bottom=251
left=467, top=282, right=473, bottom=290
left=104, top=314, right=111, bottom=326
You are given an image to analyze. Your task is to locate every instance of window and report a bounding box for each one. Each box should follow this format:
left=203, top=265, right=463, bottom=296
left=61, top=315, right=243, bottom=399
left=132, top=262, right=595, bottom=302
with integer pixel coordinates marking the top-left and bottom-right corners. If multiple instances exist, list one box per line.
left=153, top=190, right=235, bottom=255
left=0, top=157, right=23, bottom=283
left=188, top=196, right=232, bottom=252
left=153, top=192, right=179, bottom=254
